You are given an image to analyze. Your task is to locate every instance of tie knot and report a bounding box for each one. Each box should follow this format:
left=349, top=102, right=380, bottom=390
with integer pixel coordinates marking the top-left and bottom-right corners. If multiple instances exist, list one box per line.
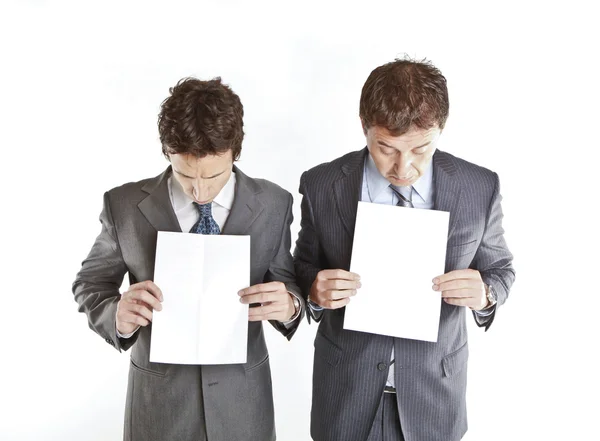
left=389, top=185, right=413, bottom=208
left=190, top=202, right=220, bottom=235
left=194, top=202, right=212, bottom=218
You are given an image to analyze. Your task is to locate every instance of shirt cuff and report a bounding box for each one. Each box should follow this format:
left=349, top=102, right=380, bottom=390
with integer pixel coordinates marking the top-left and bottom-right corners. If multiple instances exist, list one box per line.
left=473, top=306, right=494, bottom=317
left=308, top=299, right=324, bottom=312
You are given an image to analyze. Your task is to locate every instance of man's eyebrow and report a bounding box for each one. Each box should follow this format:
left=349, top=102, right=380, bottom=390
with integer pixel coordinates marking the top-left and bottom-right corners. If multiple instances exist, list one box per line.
left=377, top=140, right=432, bottom=149
left=202, top=170, right=226, bottom=179
left=174, top=170, right=195, bottom=179
left=174, top=169, right=226, bottom=179
left=412, top=141, right=432, bottom=149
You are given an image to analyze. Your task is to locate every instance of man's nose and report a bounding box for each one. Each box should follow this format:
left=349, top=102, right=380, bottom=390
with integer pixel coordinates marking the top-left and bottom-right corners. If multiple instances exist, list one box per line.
left=192, top=182, right=210, bottom=202
left=395, top=154, right=412, bottom=177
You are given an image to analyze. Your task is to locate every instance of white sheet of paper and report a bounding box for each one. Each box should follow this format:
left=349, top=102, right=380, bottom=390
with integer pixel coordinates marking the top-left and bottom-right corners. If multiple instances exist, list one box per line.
left=343, top=202, right=449, bottom=342
left=150, top=232, right=250, bottom=364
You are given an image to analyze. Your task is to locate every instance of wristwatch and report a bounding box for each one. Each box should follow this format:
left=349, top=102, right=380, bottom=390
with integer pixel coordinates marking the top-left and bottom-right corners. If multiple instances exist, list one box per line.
left=291, top=295, right=301, bottom=315
left=484, top=284, right=497, bottom=309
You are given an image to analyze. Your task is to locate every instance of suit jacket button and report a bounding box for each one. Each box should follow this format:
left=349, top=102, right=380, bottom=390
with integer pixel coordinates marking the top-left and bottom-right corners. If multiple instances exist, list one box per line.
left=377, top=362, right=387, bottom=371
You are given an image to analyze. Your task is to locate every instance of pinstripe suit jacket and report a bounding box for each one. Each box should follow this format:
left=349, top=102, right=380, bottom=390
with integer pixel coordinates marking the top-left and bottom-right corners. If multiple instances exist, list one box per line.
left=293, top=148, right=515, bottom=441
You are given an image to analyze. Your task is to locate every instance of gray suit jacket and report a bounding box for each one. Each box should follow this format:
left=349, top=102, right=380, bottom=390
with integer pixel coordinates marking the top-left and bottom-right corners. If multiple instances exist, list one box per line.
left=73, top=165, right=304, bottom=441
left=293, top=148, right=515, bottom=441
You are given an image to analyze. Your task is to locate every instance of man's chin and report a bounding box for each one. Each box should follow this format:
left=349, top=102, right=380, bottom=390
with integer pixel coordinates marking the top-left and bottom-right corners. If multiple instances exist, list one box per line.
left=388, top=176, right=416, bottom=187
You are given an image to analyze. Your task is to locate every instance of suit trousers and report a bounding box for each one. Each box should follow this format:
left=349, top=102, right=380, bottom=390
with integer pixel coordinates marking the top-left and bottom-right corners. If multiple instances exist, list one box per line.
left=366, top=392, right=405, bottom=441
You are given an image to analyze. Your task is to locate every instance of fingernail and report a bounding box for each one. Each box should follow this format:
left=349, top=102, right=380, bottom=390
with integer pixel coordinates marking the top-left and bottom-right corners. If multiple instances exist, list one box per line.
left=433, top=285, right=439, bottom=291
left=433, top=278, right=439, bottom=284
left=238, top=290, right=243, bottom=296
left=357, top=282, right=362, bottom=288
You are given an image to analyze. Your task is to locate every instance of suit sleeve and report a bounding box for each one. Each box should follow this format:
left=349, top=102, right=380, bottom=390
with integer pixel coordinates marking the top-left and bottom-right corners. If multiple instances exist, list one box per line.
left=293, top=172, right=326, bottom=323
left=72, top=192, right=136, bottom=352
left=264, top=192, right=305, bottom=340
left=470, top=173, right=516, bottom=331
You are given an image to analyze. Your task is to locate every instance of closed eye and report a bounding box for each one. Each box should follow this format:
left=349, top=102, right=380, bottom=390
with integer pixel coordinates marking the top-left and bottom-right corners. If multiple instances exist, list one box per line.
left=379, top=145, right=396, bottom=156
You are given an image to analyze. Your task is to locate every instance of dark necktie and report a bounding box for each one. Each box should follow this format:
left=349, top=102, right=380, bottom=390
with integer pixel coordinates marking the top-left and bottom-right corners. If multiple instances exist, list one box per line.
left=189, top=203, right=221, bottom=235
left=386, top=184, right=413, bottom=387
left=389, top=185, right=414, bottom=208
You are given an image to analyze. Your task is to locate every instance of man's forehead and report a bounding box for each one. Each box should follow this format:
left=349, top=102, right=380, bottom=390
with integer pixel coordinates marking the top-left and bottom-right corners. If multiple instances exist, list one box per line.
left=171, top=152, right=228, bottom=168
left=373, top=126, right=440, bottom=145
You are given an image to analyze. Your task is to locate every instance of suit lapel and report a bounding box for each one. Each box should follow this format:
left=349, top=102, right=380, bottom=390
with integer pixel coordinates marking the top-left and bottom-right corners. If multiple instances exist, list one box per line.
left=138, top=166, right=182, bottom=233
left=334, top=148, right=368, bottom=239
left=432, top=150, right=462, bottom=238
left=221, top=165, right=265, bottom=235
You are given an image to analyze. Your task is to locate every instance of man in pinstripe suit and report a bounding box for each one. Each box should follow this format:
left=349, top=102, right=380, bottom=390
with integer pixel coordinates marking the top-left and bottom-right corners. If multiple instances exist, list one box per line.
left=293, top=57, right=515, bottom=441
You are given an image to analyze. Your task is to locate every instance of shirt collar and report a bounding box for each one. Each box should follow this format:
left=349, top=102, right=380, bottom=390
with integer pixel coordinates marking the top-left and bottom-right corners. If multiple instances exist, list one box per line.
left=364, top=153, right=392, bottom=201
left=169, top=169, right=236, bottom=212
left=364, top=152, right=434, bottom=204
left=412, top=160, right=433, bottom=204
left=213, top=170, right=236, bottom=210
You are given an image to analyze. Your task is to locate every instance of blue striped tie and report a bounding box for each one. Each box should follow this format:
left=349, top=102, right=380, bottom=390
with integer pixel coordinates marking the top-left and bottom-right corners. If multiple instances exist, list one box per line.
left=189, top=203, right=221, bottom=235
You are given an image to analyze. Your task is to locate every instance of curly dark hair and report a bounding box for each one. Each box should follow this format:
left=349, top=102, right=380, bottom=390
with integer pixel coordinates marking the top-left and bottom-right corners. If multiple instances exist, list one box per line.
left=359, top=57, right=449, bottom=135
left=158, top=77, right=244, bottom=160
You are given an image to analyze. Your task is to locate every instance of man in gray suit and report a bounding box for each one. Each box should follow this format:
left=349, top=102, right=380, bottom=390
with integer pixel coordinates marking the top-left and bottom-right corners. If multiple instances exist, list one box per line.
left=294, top=58, right=515, bottom=441
left=73, top=77, right=304, bottom=441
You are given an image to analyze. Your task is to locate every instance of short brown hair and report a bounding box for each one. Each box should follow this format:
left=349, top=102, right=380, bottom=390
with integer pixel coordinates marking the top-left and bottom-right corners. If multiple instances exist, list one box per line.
left=158, top=77, right=244, bottom=160
left=359, top=57, right=449, bottom=135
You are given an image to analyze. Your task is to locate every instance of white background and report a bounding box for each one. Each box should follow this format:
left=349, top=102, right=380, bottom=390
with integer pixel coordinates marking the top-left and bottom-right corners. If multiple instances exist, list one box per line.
left=1, top=1, right=598, bottom=440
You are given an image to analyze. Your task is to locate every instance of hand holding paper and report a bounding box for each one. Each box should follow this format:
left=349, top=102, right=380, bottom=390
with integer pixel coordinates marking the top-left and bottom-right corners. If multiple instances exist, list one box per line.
left=238, top=281, right=296, bottom=322
left=433, top=269, right=487, bottom=310
left=309, top=269, right=361, bottom=309
left=117, top=280, right=163, bottom=335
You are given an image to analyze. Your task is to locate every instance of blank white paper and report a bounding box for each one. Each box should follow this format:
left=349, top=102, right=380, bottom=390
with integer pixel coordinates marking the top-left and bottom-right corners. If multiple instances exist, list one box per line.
left=150, top=232, right=250, bottom=364
left=343, top=202, right=449, bottom=342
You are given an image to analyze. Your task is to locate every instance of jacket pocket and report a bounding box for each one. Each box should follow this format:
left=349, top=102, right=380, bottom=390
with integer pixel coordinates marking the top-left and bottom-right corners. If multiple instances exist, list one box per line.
left=130, top=358, right=166, bottom=378
left=245, top=353, right=270, bottom=373
left=314, top=331, right=342, bottom=366
left=442, top=342, right=469, bottom=377
left=447, top=239, right=477, bottom=248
